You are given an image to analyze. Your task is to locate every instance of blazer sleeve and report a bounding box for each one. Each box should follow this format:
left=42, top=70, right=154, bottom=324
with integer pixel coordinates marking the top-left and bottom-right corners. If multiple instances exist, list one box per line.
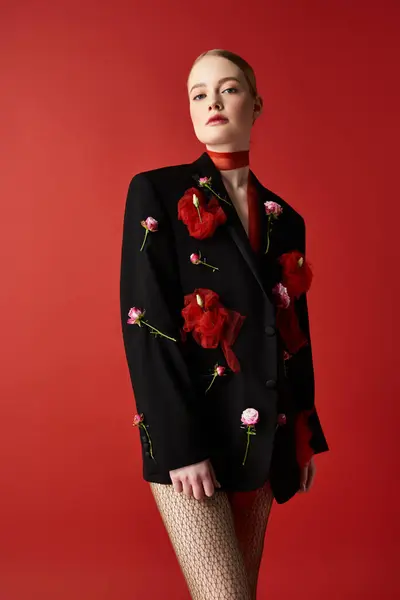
left=291, top=216, right=329, bottom=464
left=120, top=173, right=210, bottom=472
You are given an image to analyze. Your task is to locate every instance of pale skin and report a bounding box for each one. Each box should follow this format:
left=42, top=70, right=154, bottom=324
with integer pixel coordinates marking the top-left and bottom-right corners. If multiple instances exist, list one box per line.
left=170, top=54, right=316, bottom=500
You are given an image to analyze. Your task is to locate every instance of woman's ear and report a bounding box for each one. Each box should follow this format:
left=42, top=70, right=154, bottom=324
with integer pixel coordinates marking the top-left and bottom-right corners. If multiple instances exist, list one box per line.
left=253, top=96, right=264, bottom=121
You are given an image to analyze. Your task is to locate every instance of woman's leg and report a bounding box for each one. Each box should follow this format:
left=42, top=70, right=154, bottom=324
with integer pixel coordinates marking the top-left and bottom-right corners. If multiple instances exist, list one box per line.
left=149, top=482, right=252, bottom=600
left=226, top=481, right=274, bottom=600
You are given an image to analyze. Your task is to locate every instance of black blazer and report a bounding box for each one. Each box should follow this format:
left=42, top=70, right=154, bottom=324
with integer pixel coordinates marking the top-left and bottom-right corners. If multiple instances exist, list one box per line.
left=120, top=151, right=329, bottom=504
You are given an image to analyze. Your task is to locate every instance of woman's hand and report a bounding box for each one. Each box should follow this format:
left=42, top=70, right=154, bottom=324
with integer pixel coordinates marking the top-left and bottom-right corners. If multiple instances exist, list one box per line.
left=299, top=456, right=316, bottom=493
left=170, top=459, right=221, bottom=500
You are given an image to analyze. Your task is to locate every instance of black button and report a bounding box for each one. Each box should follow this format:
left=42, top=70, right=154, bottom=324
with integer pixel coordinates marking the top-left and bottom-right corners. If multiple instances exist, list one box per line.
left=264, top=325, right=276, bottom=336
left=265, top=379, right=276, bottom=389
left=145, top=450, right=150, bottom=456
left=140, top=434, right=147, bottom=442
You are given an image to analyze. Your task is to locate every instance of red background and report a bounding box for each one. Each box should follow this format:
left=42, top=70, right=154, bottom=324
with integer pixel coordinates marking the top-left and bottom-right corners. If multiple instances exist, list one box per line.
left=1, top=1, right=399, bottom=598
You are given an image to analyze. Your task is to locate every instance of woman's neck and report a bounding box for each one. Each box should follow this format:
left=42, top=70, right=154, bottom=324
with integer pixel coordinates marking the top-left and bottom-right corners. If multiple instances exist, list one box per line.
left=221, top=166, right=249, bottom=190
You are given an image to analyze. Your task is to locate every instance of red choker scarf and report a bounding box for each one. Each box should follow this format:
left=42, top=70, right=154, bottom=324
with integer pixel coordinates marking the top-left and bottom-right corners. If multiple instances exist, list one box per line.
left=206, top=149, right=249, bottom=171
left=206, top=149, right=260, bottom=253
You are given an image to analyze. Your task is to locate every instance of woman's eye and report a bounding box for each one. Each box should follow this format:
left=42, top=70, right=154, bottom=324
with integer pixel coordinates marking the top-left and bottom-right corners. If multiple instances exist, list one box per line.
left=193, top=87, right=238, bottom=101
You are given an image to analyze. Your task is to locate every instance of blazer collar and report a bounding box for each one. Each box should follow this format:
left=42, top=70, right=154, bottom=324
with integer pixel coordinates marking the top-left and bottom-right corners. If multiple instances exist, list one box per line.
left=189, top=151, right=274, bottom=302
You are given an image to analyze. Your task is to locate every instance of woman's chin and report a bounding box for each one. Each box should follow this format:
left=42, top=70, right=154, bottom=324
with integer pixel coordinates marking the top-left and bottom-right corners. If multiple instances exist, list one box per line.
left=197, top=130, right=236, bottom=146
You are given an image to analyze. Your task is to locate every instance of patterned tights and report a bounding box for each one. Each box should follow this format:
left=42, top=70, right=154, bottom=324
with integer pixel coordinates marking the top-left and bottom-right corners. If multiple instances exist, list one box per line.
left=149, top=480, right=274, bottom=600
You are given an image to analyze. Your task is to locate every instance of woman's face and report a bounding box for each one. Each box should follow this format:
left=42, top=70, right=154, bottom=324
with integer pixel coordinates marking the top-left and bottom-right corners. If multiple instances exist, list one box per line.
left=187, top=55, right=262, bottom=151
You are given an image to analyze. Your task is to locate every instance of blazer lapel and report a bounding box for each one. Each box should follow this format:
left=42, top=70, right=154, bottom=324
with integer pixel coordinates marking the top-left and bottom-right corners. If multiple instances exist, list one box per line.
left=190, top=151, right=274, bottom=303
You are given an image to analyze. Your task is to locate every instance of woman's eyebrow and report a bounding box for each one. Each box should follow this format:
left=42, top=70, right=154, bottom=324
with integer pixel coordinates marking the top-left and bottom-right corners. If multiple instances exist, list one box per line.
left=189, top=77, right=241, bottom=94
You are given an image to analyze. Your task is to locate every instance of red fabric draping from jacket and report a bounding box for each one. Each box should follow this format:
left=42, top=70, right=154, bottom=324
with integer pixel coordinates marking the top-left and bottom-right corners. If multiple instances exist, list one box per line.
left=206, top=149, right=314, bottom=468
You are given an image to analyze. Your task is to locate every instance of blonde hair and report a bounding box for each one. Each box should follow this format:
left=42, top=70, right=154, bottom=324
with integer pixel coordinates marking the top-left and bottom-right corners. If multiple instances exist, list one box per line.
left=189, top=49, right=258, bottom=99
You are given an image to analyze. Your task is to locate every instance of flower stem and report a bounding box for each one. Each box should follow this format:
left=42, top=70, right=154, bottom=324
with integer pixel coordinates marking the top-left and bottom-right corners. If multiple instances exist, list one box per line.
left=140, top=229, right=149, bottom=252
left=200, top=259, right=219, bottom=271
left=195, top=206, right=203, bottom=222
left=242, top=429, right=251, bottom=465
left=142, top=321, right=177, bottom=342
left=205, top=372, right=218, bottom=394
left=264, top=216, right=271, bottom=254
left=141, top=423, right=156, bottom=461
left=205, top=184, right=231, bottom=205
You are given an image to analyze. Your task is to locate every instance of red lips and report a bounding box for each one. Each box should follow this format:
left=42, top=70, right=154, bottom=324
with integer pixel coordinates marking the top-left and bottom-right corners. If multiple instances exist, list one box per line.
left=207, top=114, right=228, bottom=124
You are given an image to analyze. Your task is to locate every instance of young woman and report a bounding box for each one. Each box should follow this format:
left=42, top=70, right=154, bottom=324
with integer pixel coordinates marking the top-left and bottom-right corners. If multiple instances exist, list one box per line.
left=120, top=48, right=329, bottom=600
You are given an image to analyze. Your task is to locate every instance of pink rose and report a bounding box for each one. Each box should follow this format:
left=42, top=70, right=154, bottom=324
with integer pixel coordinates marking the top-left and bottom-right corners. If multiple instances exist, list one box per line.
left=197, top=176, right=231, bottom=206
left=132, top=413, right=156, bottom=461
left=127, top=307, right=176, bottom=342
left=132, top=413, right=144, bottom=427
left=127, top=307, right=144, bottom=325
left=272, top=283, right=290, bottom=309
left=190, top=252, right=219, bottom=272
left=264, top=201, right=283, bottom=254
left=141, top=216, right=158, bottom=232
left=264, top=201, right=283, bottom=217
left=190, top=253, right=201, bottom=264
left=140, top=217, right=158, bottom=251
left=241, top=408, right=259, bottom=465
left=205, top=363, right=226, bottom=394
left=241, top=408, right=259, bottom=426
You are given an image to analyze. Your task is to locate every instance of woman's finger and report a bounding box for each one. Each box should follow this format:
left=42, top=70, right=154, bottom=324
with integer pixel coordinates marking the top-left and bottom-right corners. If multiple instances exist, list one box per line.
left=182, top=478, right=192, bottom=498
left=306, top=459, right=316, bottom=490
left=192, top=480, right=206, bottom=501
left=172, top=477, right=183, bottom=494
left=299, top=466, right=308, bottom=492
left=202, top=474, right=215, bottom=498
left=209, top=462, right=221, bottom=488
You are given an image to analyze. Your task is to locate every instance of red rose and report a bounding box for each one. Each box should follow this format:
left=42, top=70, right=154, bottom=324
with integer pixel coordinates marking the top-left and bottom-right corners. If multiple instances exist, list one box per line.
left=177, top=187, right=227, bottom=239
left=279, top=251, right=313, bottom=299
left=181, top=288, right=245, bottom=372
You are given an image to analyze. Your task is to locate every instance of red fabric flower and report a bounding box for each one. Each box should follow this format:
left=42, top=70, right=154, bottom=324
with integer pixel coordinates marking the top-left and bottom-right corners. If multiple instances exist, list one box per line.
left=272, top=250, right=312, bottom=354
left=295, top=408, right=315, bottom=468
left=279, top=251, right=313, bottom=299
left=181, top=288, right=245, bottom=372
left=177, top=187, right=227, bottom=239
left=275, top=303, right=308, bottom=354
